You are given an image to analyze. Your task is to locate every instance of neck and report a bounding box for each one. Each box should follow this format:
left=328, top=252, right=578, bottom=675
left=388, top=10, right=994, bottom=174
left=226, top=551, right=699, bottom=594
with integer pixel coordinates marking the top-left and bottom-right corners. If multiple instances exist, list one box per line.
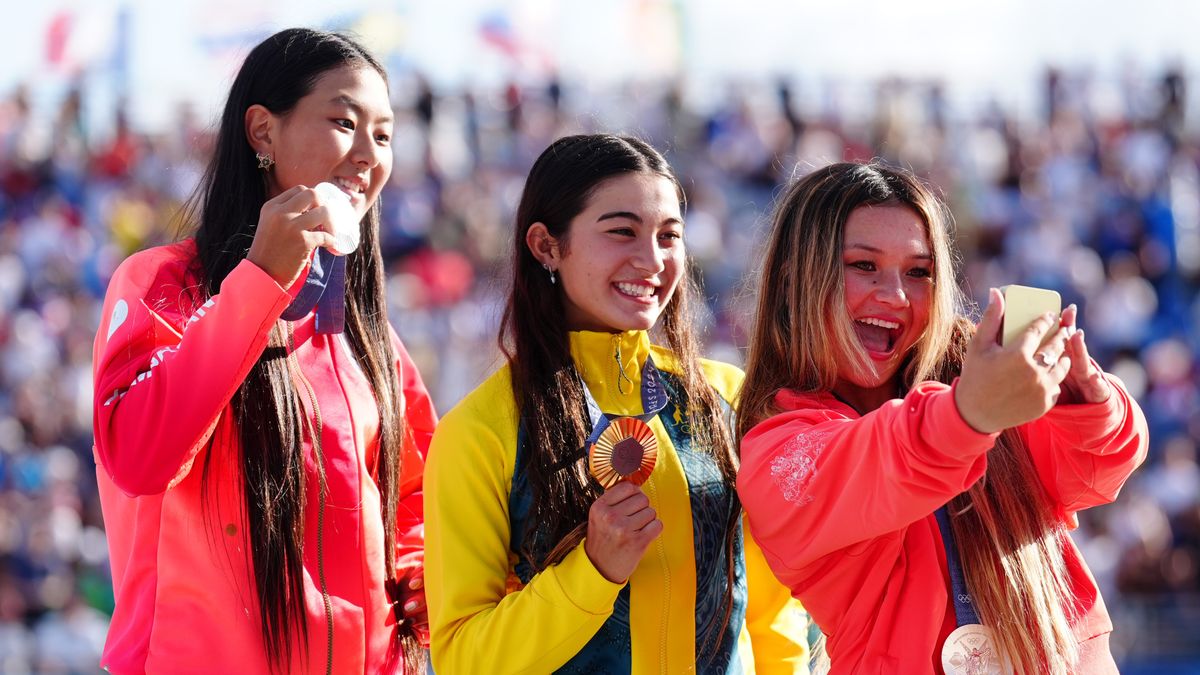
left=831, top=378, right=900, bottom=414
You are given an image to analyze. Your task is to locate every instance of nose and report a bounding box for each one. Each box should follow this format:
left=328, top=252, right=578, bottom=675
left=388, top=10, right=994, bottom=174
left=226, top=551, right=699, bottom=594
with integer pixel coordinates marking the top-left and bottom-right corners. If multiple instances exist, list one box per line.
left=350, top=129, right=385, bottom=169
left=631, top=233, right=667, bottom=275
left=874, top=270, right=909, bottom=307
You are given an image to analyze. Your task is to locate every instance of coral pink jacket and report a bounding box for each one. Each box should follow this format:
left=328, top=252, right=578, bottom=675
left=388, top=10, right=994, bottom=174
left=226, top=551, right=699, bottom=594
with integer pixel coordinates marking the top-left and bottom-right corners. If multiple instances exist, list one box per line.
left=738, top=379, right=1147, bottom=674
left=92, top=241, right=436, bottom=674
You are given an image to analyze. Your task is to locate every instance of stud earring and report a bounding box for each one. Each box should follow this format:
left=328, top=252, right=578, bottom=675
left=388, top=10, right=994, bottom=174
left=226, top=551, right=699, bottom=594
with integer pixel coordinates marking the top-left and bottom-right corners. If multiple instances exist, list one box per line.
left=543, top=264, right=557, bottom=284
left=256, top=152, right=275, bottom=170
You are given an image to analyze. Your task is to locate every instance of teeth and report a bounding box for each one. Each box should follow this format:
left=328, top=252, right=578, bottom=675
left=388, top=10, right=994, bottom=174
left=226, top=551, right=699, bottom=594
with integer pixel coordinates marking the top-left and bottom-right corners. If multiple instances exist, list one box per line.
left=858, top=317, right=900, bottom=330
left=616, top=282, right=655, bottom=298
left=334, top=177, right=364, bottom=193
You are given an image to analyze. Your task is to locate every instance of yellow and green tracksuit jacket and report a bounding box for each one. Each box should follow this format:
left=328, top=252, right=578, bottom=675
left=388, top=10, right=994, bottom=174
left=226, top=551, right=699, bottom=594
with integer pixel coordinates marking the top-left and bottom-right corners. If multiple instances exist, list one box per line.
left=426, top=330, right=809, bottom=674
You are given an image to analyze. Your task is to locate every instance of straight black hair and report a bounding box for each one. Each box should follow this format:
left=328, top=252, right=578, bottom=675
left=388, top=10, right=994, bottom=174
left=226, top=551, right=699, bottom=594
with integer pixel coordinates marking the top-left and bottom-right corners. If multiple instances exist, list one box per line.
left=499, top=134, right=741, bottom=661
left=185, top=27, right=413, bottom=672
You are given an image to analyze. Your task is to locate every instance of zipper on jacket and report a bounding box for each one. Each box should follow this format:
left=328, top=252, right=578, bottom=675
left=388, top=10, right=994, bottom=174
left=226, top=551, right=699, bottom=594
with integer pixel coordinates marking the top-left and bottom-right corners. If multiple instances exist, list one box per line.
left=612, top=335, right=633, bottom=395
left=287, top=322, right=334, bottom=675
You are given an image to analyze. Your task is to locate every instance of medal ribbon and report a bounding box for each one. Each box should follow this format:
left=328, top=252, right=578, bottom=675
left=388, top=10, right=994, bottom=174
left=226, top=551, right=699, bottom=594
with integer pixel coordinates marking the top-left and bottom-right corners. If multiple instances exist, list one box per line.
left=582, top=355, right=670, bottom=448
left=280, top=248, right=346, bottom=334
left=935, top=505, right=981, bottom=627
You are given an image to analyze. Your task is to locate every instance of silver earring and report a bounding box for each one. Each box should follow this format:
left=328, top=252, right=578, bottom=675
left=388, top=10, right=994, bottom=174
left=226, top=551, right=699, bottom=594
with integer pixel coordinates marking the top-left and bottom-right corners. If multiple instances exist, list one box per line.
left=543, top=264, right=556, bottom=284
left=256, top=152, right=274, bottom=170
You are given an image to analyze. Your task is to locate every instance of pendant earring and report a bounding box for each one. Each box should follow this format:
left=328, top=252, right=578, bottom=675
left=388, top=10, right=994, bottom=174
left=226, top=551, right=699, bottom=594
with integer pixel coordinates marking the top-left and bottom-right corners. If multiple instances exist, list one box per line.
left=256, top=152, right=275, bottom=170
left=543, top=264, right=557, bottom=284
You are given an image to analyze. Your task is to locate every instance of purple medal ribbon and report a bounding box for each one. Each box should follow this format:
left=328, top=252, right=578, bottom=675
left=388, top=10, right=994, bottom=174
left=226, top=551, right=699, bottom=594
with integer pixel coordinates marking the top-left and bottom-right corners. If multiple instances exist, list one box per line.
left=936, top=505, right=981, bottom=626
left=582, top=356, right=670, bottom=447
left=280, top=247, right=346, bottom=334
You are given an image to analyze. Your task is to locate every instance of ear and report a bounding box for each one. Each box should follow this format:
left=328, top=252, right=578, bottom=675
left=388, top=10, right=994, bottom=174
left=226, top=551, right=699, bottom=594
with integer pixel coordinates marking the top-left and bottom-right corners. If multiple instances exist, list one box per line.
left=244, top=104, right=276, bottom=156
left=525, top=222, right=562, bottom=269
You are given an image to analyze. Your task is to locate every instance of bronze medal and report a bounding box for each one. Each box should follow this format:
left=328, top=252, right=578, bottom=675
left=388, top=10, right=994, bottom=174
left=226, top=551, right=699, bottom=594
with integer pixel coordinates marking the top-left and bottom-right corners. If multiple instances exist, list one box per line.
left=940, top=624, right=1009, bottom=675
left=588, top=417, right=658, bottom=488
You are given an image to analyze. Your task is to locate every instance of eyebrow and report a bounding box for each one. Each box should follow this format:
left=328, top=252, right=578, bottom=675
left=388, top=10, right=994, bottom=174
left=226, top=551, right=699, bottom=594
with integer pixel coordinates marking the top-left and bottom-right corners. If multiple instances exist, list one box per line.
left=330, top=95, right=394, bottom=125
left=597, top=211, right=683, bottom=226
left=844, top=243, right=933, bottom=259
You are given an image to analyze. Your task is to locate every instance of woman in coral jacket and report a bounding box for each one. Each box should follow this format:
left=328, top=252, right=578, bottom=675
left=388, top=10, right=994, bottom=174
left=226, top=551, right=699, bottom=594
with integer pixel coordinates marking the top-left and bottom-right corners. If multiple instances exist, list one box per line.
left=424, top=134, right=809, bottom=674
left=736, top=162, right=1147, bottom=675
left=91, top=29, right=435, bottom=674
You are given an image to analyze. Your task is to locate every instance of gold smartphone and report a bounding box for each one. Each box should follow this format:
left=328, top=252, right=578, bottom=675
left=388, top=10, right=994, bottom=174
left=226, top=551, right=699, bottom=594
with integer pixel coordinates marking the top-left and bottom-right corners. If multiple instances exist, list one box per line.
left=1000, top=285, right=1062, bottom=347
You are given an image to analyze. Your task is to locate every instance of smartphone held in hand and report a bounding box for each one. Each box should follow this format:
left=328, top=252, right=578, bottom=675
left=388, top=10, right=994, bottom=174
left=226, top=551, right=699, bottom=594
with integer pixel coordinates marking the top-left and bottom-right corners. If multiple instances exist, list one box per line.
left=1000, top=285, right=1061, bottom=347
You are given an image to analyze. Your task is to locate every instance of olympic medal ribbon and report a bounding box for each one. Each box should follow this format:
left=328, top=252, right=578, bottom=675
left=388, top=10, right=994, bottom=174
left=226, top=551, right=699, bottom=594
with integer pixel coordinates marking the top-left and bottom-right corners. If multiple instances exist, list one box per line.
left=936, top=505, right=1011, bottom=675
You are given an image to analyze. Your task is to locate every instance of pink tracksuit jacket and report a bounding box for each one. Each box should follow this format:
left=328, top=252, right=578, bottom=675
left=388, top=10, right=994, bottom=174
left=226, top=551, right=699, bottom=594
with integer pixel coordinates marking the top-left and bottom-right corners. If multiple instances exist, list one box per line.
left=738, top=378, right=1147, bottom=674
left=92, top=240, right=436, bottom=674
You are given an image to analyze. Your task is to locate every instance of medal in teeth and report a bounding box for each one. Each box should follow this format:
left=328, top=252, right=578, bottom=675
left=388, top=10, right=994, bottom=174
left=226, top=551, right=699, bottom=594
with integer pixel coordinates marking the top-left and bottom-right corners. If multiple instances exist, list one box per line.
left=314, top=181, right=361, bottom=255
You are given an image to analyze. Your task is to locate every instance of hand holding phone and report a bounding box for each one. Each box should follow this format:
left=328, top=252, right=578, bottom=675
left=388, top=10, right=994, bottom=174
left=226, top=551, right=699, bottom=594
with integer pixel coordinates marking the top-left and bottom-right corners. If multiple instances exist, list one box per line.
left=955, top=287, right=1073, bottom=433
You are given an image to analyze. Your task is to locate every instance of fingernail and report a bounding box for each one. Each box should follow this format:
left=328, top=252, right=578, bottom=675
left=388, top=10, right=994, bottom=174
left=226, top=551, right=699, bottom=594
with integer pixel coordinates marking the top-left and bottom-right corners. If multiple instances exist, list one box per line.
left=404, top=600, right=419, bottom=612
left=409, top=577, right=423, bottom=590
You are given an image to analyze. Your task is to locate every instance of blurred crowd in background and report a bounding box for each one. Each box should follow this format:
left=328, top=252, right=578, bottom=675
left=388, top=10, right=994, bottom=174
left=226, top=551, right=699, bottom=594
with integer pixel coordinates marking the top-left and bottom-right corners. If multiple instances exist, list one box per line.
left=0, top=62, right=1197, bottom=672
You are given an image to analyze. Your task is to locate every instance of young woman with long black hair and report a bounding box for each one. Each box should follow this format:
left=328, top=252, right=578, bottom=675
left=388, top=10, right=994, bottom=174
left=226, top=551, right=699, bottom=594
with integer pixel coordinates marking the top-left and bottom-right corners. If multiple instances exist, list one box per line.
left=92, top=28, right=434, bottom=674
left=424, top=134, right=809, bottom=674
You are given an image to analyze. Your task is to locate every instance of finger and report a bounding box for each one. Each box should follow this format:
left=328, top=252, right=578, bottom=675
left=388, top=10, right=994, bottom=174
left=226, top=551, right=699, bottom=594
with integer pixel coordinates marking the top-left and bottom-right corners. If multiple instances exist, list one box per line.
left=1072, top=329, right=1091, bottom=363
left=969, top=288, right=1004, bottom=354
left=408, top=575, right=424, bottom=591
left=626, top=506, right=657, bottom=530
left=1048, top=354, right=1072, bottom=384
left=1016, top=312, right=1058, bottom=355
left=599, top=481, right=641, bottom=505
left=1059, top=303, right=1078, bottom=332
left=279, top=185, right=320, bottom=214
left=302, top=229, right=337, bottom=252
left=403, top=598, right=426, bottom=615
left=1037, top=325, right=1071, bottom=363
left=637, top=518, right=664, bottom=540
left=610, top=490, right=651, bottom=517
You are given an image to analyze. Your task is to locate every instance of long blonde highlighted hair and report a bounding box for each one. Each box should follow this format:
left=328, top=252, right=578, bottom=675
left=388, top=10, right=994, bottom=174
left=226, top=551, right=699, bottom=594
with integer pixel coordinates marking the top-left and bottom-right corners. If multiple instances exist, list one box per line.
left=739, top=162, right=1079, bottom=674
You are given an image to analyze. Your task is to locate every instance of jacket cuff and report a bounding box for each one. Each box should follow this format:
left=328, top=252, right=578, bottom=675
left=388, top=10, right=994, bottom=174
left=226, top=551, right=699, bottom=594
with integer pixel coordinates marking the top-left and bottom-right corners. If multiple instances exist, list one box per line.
left=549, top=540, right=623, bottom=615
left=923, top=380, right=1000, bottom=454
left=225, top=259, right=294, bottom=321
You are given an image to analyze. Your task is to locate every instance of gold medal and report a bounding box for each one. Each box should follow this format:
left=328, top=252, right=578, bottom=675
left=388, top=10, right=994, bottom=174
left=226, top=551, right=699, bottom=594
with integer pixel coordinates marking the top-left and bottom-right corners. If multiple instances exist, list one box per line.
left=940, top=624, right=1009, bottom=675
left=588, top=417, right=658, bottom=488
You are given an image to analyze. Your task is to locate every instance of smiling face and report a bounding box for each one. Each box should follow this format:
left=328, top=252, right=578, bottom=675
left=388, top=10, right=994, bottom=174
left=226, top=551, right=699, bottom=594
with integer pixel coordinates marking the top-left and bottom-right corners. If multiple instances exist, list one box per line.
left=833, top=204, right=934, bottom=409
left=258, top=65, right=394, bottom=220
left=542, top=172, right=685, bottom=333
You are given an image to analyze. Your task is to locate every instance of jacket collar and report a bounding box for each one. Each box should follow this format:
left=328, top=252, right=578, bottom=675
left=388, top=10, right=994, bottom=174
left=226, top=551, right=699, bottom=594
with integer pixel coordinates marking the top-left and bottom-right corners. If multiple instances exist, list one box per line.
left=567, top=330, right=652, bottom=416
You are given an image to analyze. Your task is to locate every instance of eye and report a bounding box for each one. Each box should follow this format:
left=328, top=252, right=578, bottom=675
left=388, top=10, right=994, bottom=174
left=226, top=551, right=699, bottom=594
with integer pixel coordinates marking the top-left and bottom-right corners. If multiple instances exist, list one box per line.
left=607, top=226, right=636, bottom=237
left=375, top=132, right=392, bottom=145
left=908, top=266, right=932, bottom=278
left=848, top=260, right=875, bottom=272
left=334, top=119, right=355, bottom=131
left=659, top=230, right=683, bottom=242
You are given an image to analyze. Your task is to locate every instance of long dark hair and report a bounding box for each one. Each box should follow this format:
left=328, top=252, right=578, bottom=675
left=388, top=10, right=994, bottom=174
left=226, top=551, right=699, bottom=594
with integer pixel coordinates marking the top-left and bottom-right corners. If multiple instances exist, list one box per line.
left=185, top=28, right=412, bottom=671
left=740, top=162, right=1079, bottom=674
left=498, top=134, right=741, bottom=659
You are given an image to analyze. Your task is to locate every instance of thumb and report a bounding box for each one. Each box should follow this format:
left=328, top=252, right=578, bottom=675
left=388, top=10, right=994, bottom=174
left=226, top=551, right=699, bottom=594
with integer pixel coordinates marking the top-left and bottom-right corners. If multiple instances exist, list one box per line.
left=304, top=229, right=338, bottom=253
left=970, top=288, right=1003, bottom=354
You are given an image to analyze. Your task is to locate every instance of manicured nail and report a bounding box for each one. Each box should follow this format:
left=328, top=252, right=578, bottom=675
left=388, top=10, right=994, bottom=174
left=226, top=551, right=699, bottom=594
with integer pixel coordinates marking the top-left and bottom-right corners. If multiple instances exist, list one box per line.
left=409, top=577, right=423, bottom=590
left=404, top=600, right=419, bottom=612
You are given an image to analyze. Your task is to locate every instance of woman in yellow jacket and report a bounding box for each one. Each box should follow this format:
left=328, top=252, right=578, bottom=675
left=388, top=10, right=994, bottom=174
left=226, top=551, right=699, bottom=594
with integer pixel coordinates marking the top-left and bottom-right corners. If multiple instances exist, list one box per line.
left=425, top=134, right=809, bottom=674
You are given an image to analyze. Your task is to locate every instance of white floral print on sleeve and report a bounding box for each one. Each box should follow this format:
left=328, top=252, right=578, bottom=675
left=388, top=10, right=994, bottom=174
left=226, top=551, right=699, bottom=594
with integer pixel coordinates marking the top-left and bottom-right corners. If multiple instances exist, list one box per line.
left=769, top=429, right=830, bottom=506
